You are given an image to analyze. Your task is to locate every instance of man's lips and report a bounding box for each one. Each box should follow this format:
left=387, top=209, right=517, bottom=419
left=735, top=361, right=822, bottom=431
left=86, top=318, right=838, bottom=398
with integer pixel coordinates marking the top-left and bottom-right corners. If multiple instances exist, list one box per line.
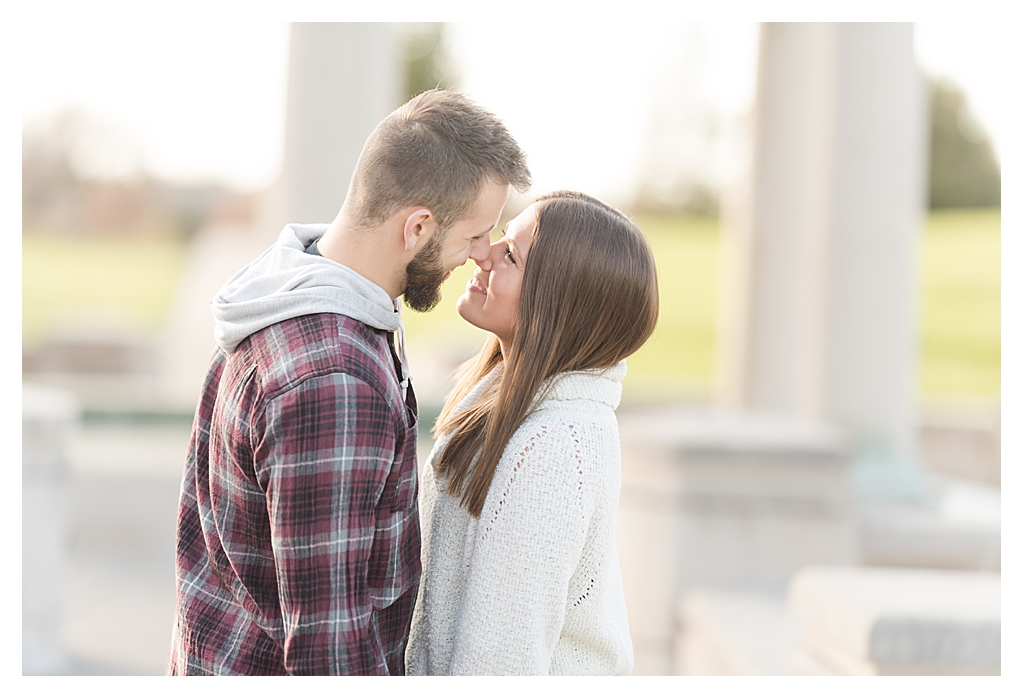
left=467, top=276, right=487, bottom=296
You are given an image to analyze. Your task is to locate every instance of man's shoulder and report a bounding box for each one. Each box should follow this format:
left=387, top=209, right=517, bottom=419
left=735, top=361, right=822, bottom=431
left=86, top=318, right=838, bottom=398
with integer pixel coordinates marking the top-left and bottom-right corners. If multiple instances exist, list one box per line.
left=270, top=311, right=384, bottom=353
left=242, top=312, right=397, bottom=401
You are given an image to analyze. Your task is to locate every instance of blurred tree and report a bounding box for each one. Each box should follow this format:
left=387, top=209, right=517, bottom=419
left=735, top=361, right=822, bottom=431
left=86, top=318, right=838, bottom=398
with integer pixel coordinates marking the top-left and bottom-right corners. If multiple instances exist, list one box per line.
left=22, top=109, right=251, bottom=238
left=22, top=110, right=95, bottom=229
left=928, top=79, right=1000, bottom=209
left=401, top=23, right=460, bottom=101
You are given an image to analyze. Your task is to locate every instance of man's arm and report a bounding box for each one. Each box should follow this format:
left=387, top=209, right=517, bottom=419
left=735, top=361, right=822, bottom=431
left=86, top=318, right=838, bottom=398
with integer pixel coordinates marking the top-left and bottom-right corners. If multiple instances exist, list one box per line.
left=257, top=371, right=400, bottom=675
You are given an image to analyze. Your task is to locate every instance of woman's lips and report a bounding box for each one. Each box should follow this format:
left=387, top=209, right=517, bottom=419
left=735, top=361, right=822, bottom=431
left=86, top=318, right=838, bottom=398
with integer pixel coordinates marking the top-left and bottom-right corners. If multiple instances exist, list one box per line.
left=468, top=277, right=487, bottom=296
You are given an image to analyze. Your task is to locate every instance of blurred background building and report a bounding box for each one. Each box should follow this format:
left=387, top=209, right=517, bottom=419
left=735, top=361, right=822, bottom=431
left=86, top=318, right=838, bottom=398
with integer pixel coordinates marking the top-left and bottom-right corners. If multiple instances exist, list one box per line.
left=22, top=20, right=1002, bottom=675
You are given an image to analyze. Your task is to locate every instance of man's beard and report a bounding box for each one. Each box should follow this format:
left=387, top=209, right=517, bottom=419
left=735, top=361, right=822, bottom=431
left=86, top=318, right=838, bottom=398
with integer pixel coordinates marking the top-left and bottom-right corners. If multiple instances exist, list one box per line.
left=403, top=229, right=447, bottom=312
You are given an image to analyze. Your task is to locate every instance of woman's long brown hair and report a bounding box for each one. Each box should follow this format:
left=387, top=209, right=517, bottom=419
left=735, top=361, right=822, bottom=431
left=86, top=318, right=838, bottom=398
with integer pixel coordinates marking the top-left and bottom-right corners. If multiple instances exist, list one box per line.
left=433, top=190, right=659, bottom=517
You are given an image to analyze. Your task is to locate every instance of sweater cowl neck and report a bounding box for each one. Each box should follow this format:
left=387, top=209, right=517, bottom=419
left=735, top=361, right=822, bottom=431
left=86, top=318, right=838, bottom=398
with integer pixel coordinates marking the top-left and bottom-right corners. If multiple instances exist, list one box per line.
left=451, top=359, right=627, bottom=420
left=537, top=359, right=626, bottom=410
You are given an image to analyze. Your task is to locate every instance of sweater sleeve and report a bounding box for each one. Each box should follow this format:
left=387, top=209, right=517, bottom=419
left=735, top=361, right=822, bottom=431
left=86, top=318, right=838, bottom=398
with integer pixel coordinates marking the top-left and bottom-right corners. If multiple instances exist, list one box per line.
left=448, top=417, right=596, bottom=675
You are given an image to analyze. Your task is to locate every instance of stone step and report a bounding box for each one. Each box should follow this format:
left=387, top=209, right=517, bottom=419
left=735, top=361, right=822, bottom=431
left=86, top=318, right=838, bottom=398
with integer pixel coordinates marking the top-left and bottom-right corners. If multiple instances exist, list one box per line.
left=675, top=589, right=798, bottom=675
left=789, top=565, right=1000, bottom=675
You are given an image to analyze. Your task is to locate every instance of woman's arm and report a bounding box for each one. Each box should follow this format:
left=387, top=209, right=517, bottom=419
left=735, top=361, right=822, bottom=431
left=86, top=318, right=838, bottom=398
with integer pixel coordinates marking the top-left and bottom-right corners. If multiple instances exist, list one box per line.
left=448, top=417, right=597, bottom=675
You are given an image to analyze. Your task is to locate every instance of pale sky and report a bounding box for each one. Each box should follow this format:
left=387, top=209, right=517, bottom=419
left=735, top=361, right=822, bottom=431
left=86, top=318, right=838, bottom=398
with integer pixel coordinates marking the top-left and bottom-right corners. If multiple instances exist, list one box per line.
left=20, top=20, right=1006, bottom=197
left=448, top=21, right=760, bottom=205
left=21, top=18, right=291, bottom=190
left=915, top=22, right=1006, bottom=165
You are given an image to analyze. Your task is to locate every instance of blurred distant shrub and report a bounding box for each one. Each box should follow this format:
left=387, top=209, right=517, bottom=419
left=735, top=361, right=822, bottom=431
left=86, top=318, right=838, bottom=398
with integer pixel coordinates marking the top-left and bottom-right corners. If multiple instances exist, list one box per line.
left=22, top=109, right=256, bottom=238
left=928, top=80, right=1000, bottom=209
left=401, top=23, right=460, bottom=101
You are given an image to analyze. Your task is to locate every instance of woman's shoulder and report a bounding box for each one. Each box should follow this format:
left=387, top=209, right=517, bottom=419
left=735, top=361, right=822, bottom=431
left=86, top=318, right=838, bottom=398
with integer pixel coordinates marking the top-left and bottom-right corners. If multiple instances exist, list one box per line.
left=489, top=396, right=619, bottom=520
left=508, top=390, right=622, bottom=468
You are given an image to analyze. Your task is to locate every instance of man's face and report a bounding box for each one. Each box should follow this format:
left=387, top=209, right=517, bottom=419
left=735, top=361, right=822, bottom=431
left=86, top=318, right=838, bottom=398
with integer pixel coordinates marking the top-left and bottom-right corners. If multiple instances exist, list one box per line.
left=454, top=202, right=537, bottom=348
left=403, top=180, right=508, bottom=312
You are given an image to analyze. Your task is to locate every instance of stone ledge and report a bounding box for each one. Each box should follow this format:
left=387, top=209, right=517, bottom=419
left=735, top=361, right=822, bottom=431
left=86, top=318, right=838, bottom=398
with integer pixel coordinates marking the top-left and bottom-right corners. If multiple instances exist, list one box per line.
left=619, top=407, right=851, bottom=458
left=857, top=477, right=1000, bottom=571
left=619, top=408, right=854, bottom=515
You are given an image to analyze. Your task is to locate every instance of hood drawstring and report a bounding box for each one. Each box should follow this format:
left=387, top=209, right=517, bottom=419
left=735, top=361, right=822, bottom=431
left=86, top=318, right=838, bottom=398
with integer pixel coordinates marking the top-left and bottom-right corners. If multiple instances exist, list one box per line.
left=394, top=299, right=411, bottom=400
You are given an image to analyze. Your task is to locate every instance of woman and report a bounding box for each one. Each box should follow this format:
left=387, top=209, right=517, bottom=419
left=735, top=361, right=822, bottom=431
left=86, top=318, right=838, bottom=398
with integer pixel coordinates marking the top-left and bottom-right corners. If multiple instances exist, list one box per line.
left=405, top=190, right=659, bottom=675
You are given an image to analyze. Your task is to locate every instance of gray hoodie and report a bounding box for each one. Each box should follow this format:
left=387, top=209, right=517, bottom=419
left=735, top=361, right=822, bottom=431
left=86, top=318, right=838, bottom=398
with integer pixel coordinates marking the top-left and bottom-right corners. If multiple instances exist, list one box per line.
left=211, top=223, right=410, bottom=388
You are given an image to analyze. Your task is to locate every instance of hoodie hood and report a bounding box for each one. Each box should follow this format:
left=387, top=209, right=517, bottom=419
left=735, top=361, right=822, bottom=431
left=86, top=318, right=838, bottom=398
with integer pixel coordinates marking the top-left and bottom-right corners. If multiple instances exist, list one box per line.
left=212, top=223, right=403, bottom=353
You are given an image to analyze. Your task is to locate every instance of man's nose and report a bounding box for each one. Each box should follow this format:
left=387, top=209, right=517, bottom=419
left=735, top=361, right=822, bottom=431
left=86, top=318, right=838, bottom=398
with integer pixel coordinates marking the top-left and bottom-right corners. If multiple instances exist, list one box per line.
left=471, top=239, right=495, bottom=269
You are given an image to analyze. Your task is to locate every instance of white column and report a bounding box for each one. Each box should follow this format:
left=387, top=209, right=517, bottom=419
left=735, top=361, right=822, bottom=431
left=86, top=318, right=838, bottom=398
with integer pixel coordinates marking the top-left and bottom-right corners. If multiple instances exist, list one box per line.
left=718, top=23, right=928, bottom=500
left=23, top=384, right=78, bottom=674
left=278, top=22, right=402, bottom=226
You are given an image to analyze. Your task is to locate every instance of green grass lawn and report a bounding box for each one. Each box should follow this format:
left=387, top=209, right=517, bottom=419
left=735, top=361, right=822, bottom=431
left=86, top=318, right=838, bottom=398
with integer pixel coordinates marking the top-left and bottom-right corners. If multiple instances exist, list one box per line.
left=620, top=214, right=720, bottom=402
left=918, top=208, right=1001, bottom=399
left=22, top=235, right=188, bottom=346
left=23, top=208, right=1000, bottom=402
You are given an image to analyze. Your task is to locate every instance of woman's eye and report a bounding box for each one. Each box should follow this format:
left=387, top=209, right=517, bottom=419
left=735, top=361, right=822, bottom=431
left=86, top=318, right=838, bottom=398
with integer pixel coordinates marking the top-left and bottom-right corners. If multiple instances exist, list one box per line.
left=505, top=249, right=516, bottom=263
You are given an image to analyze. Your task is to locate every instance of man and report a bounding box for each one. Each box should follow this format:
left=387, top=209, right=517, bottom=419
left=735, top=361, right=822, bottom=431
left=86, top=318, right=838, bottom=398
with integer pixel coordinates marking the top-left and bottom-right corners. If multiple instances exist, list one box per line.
left=167, top=90, right=531, bottom=675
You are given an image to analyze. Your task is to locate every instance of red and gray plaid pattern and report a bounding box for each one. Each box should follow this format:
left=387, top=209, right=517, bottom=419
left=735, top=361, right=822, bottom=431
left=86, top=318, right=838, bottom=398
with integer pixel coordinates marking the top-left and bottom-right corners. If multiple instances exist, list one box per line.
left=167, top=313, right=420, bottom=675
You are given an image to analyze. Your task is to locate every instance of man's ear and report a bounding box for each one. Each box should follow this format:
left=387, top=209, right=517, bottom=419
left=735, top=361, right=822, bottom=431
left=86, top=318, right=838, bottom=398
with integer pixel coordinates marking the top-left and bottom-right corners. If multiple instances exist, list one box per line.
left=402, top=208, right=436, bottom=253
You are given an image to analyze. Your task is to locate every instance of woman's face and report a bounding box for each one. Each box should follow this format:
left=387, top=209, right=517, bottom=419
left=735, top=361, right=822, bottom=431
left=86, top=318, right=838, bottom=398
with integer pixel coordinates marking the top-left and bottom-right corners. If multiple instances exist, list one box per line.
left=455, top=202, right=538, bottom=349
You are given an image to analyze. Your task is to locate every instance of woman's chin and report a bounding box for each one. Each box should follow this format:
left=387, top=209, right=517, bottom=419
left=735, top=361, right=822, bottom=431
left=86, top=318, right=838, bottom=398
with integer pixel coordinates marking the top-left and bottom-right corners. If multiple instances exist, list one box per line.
left=455, top=295, right=485, bottom=332
left=454, top=294, right=473, bottom=321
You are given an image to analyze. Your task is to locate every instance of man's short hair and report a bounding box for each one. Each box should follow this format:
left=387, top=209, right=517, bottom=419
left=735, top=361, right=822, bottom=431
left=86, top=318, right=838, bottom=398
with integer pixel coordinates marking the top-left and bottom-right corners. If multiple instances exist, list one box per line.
left=346, top=89, right=532, bottom=229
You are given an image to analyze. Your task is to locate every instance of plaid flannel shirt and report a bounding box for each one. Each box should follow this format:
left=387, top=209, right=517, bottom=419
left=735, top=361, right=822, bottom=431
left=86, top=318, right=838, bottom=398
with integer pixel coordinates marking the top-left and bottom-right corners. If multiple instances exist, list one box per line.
left=167, top=312, right=420, bottom=675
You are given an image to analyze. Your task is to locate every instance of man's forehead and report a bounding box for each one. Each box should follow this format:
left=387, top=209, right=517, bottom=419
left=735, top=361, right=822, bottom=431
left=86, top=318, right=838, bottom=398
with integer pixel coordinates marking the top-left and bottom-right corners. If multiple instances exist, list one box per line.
left=465, top=211, right=504, bottom=238
left=450, top=183, right=507, bottom=235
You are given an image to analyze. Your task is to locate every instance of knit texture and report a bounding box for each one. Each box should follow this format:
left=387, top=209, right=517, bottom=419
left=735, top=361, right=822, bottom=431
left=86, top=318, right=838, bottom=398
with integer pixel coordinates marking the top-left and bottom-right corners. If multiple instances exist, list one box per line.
left=406, top=360, right=634, bottom=675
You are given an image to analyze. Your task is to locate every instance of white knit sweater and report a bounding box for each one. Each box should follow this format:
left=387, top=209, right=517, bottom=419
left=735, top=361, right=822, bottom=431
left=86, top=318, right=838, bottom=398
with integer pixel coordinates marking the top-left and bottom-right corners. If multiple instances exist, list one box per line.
left=405, top=360, right=634, bottom=675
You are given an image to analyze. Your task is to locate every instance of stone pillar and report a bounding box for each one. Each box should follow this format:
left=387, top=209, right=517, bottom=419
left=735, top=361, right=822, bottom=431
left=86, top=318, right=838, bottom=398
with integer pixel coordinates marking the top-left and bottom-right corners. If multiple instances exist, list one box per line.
left=617, top=407, right=856, bottom=675
left=23, top=383, right=79, bottom=675
left=717, top=23, right=928, bottom=501
left=278, top=22, right=402, bottom=227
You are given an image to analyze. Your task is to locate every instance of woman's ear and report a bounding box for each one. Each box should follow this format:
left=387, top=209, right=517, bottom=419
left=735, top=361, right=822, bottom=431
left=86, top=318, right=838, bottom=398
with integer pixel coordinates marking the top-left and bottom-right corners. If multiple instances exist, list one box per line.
left=403, top=208, right=437, bottom=252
